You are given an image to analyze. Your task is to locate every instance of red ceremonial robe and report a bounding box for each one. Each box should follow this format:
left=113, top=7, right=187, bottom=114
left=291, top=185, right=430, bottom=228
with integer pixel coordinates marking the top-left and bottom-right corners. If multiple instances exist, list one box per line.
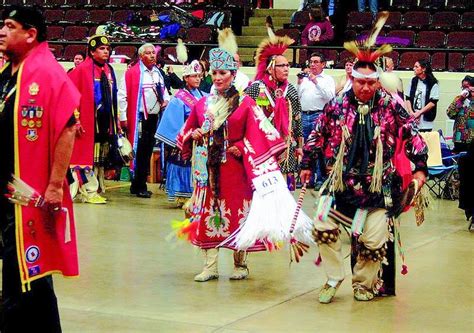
left=11, top=42, right=80, bottom=291
left=177, top=95, right=286, bottom=251
left=68, top=57, right=117, bottom=167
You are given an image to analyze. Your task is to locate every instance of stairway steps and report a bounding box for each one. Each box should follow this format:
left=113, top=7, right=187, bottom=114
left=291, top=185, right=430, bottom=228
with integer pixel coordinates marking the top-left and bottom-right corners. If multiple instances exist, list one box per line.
left=242, top=26, right=274, bottom=36
left=249, top=16, right=289, bottom=27
left=253, top=9, right=295, bottom=17
left=236, top=35, right=269, bottom=45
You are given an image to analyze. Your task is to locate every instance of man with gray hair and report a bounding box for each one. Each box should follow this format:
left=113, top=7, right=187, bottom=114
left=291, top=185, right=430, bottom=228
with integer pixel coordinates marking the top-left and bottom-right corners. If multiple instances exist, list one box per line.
left=118, top=43, right=170, bottom=198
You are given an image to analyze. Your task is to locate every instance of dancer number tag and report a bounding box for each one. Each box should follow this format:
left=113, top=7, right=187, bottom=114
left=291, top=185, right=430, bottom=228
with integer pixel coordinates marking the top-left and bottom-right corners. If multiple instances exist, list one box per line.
left=252, top=171, right=286, bottom=197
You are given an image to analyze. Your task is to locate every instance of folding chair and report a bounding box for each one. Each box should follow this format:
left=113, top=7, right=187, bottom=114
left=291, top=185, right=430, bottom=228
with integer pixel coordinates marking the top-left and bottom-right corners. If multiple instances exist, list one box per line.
left=423, top=131, right=465, bottom=199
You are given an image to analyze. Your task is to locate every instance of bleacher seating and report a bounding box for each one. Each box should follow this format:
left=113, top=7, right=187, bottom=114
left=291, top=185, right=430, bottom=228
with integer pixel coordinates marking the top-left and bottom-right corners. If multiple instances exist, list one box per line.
left=184, top=26, right=214, bottom=43
left=113, top=45, right=137, bottom=59
left=464, top=53, right=474, bottom=72
left=448, top=52, right=464, bottom=71
left=431, top=52, right=447, bottom=71
left=47, top=26, right=64, bottom=41
left=416, top=31, right=446, bottom=48
left=462, top=12, right=474, bottom=30
left=62, top=9, right=89, bottom=24
left=386, top=30, right=416, bottom=47
left=378, top=11, right=401, bottom=29
left=44, top=9, right=64, bottom=24
left=63, top=25, right=89, bottom=41
left=87, top=9, right=112, bottom=24
left=447, top=32, right=474, bottom=48
left=398, top=51, right=430, bottom=70
left=400, top=11, right=430, bottom=30
left=346, top=12, right=373, bottom=30
left=112, top=9, right=132, bottom=23
left=50, top=44, right=64, bottom=59
left=431, top=12, right=461, bottom=30
left=63, top=44, right=87, bottom=61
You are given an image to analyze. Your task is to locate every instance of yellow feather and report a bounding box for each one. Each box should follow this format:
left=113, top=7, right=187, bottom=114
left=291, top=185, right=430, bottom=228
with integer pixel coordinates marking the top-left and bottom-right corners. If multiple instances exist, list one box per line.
left=218, top=28, right=238, bottom=56
left=375, top=44, right=393, bottom=56
left=176, top=38, right=188, bottom=64
left=367, top=11, right=389, bottom=47
left=343, top=41, right=360, bottom=57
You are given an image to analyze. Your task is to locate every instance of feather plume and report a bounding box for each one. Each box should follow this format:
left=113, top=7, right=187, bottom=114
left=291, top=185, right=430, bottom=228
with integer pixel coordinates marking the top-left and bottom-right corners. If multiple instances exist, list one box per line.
left=367, top=11, right=389, bottom=47
left=343, top=11, right=392, bottom=63
left=176, top=38, right=188, bottom=64
left=343, top=41, right=360, bottom=58
left=218, top=28, right=238, bottom=56
left=255, top=35, right=294, bottom=80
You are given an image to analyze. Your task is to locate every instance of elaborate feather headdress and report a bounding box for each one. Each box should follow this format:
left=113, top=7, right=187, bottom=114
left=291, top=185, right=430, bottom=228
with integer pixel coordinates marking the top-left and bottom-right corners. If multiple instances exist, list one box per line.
left=209, top=28, right=238, bottom=71
left=343, top=11, right=392, bottom=70
left=254, top=32, right=294, bottom=81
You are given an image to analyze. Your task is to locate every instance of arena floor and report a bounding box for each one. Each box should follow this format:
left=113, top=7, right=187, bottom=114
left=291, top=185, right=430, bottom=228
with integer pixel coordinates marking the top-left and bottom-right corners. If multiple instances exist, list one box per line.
left=54, top=181, right=472, bottom=332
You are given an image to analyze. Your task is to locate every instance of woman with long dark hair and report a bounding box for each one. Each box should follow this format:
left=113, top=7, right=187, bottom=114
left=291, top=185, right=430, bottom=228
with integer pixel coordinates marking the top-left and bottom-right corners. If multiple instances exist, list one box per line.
left=405, top=59, right=440, bottom=132
left=176, top=32, right=289, bottom=282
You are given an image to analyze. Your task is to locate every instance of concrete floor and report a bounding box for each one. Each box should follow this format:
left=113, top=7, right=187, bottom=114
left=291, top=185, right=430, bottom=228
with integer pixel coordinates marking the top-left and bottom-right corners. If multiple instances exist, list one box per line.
left=51, top=182, right=473, bottom=332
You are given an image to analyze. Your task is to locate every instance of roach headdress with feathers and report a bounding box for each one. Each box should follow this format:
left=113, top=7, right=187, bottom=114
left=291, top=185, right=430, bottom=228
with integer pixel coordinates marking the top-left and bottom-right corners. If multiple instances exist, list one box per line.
left=254, top=34, right=294, bottom=81
left=343, top=11, right=392, bottom=78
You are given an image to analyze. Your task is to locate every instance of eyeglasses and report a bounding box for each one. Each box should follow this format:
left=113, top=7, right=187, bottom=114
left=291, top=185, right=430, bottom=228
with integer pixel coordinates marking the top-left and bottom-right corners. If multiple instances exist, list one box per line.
left=274, top=64, right=290, bottom=68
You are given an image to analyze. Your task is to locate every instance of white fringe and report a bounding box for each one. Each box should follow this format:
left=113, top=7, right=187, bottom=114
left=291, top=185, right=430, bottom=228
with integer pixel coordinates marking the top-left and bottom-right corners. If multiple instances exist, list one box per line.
left=219, top=171, right=314, bottom=250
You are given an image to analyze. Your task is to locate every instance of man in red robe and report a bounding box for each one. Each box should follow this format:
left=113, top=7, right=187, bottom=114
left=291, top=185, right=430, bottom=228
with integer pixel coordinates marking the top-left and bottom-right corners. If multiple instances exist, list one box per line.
left=69, top=35, right=119, bottom=204
left=0, top=6, right=80, bottom=331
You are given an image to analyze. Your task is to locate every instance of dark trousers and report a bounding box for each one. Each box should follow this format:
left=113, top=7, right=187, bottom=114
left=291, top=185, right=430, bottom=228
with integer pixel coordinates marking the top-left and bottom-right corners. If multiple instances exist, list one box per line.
left=131, top=114, right=159, bottom=192
left=0, top=202, right=61, bottom=332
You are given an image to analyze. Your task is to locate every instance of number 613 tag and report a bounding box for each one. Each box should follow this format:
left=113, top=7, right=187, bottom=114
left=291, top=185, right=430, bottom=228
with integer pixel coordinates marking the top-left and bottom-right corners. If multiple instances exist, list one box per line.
left=252, top=171, right=286, bottom=197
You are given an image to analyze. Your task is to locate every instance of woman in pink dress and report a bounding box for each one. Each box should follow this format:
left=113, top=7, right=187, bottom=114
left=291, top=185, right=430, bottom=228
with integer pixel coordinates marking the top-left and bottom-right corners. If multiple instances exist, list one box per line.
left=177, top=46, right=287, bottom=282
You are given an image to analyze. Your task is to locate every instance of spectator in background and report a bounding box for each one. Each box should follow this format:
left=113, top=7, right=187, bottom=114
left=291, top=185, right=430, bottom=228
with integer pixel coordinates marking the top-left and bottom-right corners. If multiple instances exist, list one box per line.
left=298, top=52, right=335, bottom=141
left=296, top=60, right=311, bottom=86
left=297, top=52, right=335, bottom=189
left=358, top=0, right=378, bottom=15
left=301, top=6, right=334, bottom=46
left=155, top=60, right=207, bottom=205
left=405, top=59, right=439, bottom=132
left=117, top=43, right=170, bottom=198
left=67, top=51, right=85, bottom=73
left=69, top=35, right=120, bottom=204
left=447, top=75, right=474, bottom=153
left=156, top=58, right=184, bottom=94
left=335, top=56, right=354, bottom=96
left=198, top=59, right=212, bottom=93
